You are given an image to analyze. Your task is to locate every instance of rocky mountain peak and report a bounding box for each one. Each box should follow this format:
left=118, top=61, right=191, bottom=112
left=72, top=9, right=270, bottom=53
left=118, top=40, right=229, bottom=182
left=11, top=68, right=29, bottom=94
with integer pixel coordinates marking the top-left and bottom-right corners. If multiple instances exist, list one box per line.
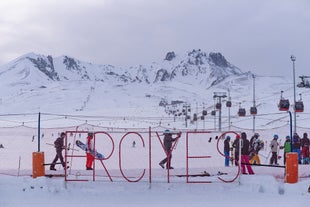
left=209, top=52, right=228, bottom=68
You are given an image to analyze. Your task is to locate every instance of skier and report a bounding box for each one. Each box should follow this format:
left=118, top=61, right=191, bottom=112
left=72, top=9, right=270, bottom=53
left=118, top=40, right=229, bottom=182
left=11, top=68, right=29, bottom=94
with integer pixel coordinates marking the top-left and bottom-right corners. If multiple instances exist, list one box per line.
left=224, top=136, right=231, bottom=167
left=86, top=132, right=95, bottom=170
left=270, top=134, right=279, bottom=165
left=240, top=132, right=254, bottom=174
left=300, top=132, right=310, bottom=164
left=292, top=133, right=301, bottom=164
left=50, top=132, right=67, bottom=171
left=159, top=129, right=181, bottom=169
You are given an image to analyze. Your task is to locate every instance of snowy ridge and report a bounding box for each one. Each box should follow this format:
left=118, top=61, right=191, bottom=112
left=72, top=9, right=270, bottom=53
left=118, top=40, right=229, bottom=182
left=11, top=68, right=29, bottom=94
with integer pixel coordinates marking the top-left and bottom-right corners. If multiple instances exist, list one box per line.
left=0, top=49, right=309, bottom=130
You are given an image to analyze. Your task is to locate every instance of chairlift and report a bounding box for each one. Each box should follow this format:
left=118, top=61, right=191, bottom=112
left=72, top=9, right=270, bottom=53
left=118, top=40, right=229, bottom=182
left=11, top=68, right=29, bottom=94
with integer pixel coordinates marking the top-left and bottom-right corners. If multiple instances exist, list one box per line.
left=297, top=76, right=310, bottom=88
left=201, top=116, right=205, bottom=120
left=250, top=106, right=257, bottom=115
left=294, top=94, right=304, bottom=112
left=211, top=110, right=216, bottom=116
left=278, top=91, right=290, bottom=111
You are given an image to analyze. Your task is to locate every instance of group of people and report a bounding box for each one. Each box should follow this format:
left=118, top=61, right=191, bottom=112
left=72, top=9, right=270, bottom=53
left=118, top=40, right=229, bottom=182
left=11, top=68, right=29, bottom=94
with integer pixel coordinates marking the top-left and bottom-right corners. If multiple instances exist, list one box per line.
left=224, top=132, right=256, bottom=174
left=49, top=132, right=95, bottom=171
left=223, top=131, right=310, bottom=171
left=49, top=129, right=310, bottom=172
left=291, top=132, right=310, bottom=164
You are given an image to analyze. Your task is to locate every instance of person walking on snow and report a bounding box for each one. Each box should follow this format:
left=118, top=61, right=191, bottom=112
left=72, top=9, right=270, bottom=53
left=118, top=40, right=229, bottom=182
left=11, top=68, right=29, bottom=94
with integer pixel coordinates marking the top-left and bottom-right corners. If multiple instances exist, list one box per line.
left=159, top=129, right=181, bottom=169
left=50, top=132, right=67, bottom=171
left=270, top=134, right=279, bottom=165
left=224, top=136, right=231, bottom=167
left=240, top=132, right=254, bottom=174
left=86, top=132, right=95, bottom=170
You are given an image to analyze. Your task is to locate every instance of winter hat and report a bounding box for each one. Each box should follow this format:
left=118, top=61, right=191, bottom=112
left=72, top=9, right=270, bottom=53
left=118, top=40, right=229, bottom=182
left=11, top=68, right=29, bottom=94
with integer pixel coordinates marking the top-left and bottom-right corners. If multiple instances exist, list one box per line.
left=286, top=135, right=290, bottom=139
left=60, top=132, right=66, bottom=136
left=226, top=136, right=231, bottom=140
left=164, top=129, right=170, bottom=134
left=236, top=134, right=240, bottom=139
left=273, top=134, right=279, bottom=139
left=254, top=133, right=260, bottom=137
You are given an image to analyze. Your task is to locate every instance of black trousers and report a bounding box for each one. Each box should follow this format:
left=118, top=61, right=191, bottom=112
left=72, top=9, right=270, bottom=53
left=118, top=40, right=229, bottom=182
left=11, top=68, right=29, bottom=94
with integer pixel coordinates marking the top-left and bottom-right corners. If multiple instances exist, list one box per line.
left=270, top=152, right=278, bottom=165
left=160, top=150, right=172, bottom=168
left=51, top=150, right=65, bottom=168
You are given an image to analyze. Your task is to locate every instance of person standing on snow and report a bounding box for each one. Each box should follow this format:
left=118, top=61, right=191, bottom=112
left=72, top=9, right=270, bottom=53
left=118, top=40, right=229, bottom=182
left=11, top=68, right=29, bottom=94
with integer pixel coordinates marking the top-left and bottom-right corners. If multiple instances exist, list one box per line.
left=270, top=134, right=279, bottom=165
left=300, top=132, right=310, bottom=164
left=224, top=136, right=231, bottom=167
left=159, top=129, right=181, bottom=169
left=50, top=132, right=67, bottom=171
left=249, top=139, right=264, bottom=165
left=86, top=132, right=95, bottom=170
left=249, top=133, right=260, bottom=152
left=292, top=133, right=301, bottom=164
left=281, top=135, right=291, bottom=165
left=240, top=132, right=254, bottom=174
left=232, top=134, right=241, bottom=166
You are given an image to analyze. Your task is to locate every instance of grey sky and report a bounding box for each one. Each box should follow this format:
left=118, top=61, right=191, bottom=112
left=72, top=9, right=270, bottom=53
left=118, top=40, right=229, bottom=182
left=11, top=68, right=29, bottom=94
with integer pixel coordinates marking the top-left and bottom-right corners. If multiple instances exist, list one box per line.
left=0, top=0, right=309, bottom=78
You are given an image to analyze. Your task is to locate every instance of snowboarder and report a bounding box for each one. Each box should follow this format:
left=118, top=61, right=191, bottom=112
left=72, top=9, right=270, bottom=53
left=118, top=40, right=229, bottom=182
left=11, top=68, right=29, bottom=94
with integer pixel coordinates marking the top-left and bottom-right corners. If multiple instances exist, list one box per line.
left=270, top=134, right=279, bottom=165
left=249, top=138, right=264, bottom=165
left=224, top=136, right=231, bottom=167
left=50, top=132, right=67, bottom=171
left=159, top=129, right=181, bottom=169
left=240, top=132, right=254, bottom=174
left=300, top=132, right=309, bottom=164
left=249, top=132, right=260, bottom=152
left=86, top=132, right=95, bottom=170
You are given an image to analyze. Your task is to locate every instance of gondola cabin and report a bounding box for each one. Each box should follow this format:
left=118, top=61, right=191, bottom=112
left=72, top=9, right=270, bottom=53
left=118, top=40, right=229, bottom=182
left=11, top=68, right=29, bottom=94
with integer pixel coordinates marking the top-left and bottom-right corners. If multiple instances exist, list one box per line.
left=211, top=110, right=216, bottom=116
left=238, top=108, right=246, bottom=117
left=294, top=101, right=304, bottom=112
left=216, top=103, right=222, bottom=110
left=250, top=106, right=257, bottom=115
left=193, top=113, right=198, bottom=121
left=278, top=99, right=290, bottom=111
left=226, top=101, right=232, bottom=107
left=202, top=110, right=207, bottom=116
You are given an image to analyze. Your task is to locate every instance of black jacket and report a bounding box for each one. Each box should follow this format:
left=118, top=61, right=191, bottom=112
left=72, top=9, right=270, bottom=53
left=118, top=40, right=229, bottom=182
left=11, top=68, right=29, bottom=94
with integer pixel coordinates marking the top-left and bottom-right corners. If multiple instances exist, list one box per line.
left=54, top=137, right=64, bottom=151
left=163, top=134, right=179, bottom=151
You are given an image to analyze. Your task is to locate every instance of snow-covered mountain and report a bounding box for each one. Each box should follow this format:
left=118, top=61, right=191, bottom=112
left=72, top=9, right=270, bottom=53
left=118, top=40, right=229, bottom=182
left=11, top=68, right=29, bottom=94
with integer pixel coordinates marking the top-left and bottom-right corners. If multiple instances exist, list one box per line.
left=0, top=49, right=308, bottom=129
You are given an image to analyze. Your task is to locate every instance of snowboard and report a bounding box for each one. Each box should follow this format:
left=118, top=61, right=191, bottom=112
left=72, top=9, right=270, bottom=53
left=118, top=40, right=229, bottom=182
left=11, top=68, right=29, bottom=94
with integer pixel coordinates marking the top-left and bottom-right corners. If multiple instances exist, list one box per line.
left=75, top=140, right=104, bottom=159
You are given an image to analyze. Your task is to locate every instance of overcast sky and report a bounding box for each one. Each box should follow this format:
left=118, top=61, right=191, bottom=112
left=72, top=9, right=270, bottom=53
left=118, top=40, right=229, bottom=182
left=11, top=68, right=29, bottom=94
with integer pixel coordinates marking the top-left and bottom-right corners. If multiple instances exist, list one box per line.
left=0, top=0, right=309, bottom=78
